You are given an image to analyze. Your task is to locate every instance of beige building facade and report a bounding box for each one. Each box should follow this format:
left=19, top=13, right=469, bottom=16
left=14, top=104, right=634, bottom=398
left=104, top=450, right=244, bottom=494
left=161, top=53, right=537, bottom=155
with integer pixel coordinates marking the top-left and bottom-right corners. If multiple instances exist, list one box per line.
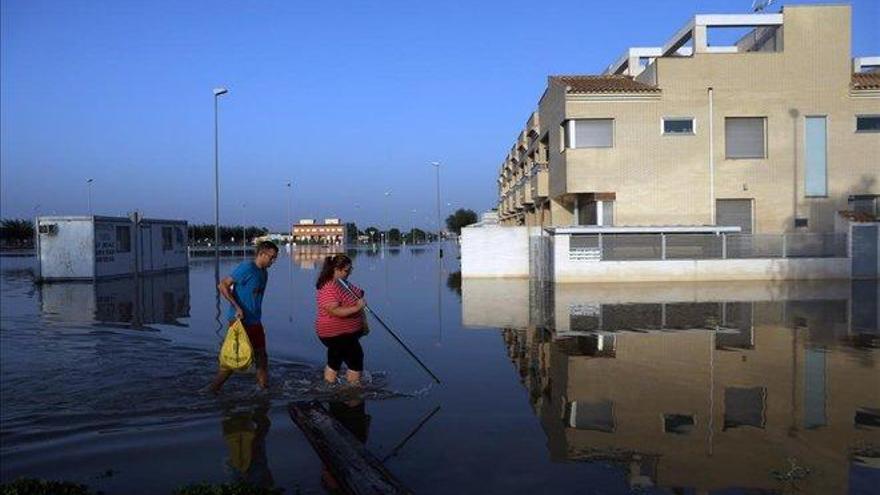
left=498, top=5, right=880, bottom=234
left=291, top=218, right=346, bottom=245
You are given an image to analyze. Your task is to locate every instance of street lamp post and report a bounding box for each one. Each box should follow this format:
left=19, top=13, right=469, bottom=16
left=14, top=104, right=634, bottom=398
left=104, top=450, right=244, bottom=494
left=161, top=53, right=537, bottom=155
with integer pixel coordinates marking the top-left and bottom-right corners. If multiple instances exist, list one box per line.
left=430, top=161, right=441, bottom=257
left=411, top=208, right=417, bottom=244
left=241, top=203, right=247, bottom=259
left=213, top=87, right=228, bottom=272
left=286, top=180, right=292, bottom=243
left=86, top=178, right=94, bottom=215
left=383, top=191, right=391, bottom=246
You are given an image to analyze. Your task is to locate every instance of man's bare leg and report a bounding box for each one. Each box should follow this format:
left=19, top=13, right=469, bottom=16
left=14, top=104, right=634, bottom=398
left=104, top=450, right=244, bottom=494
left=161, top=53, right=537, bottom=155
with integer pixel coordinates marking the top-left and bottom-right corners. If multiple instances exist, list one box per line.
left=255, top=350, right=269, bottom=389
left=210, top=368, right=233, bottom=394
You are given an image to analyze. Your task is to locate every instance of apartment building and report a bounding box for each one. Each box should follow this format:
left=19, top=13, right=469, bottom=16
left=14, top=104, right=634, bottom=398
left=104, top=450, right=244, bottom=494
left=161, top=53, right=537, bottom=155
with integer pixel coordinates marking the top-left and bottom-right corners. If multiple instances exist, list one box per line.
left=497, top=4, right=880, bottom=234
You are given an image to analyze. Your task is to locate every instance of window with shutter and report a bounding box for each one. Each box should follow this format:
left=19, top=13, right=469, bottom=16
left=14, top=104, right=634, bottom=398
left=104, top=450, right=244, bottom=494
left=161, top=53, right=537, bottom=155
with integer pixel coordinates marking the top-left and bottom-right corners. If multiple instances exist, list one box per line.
left=573, top=119, right=613, bottom=148
left=725, top=117, right=766, bottom=159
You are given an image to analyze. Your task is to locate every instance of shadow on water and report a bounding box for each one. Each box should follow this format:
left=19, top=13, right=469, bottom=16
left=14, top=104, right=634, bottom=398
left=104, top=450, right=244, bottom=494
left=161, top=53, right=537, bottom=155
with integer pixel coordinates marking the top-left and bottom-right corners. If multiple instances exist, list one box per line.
left=463, top=278, right=880, bottom=494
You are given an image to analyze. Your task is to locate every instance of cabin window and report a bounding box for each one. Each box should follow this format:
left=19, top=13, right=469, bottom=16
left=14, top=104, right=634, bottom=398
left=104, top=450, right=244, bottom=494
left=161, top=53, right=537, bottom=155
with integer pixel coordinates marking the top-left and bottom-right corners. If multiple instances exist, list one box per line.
left=162, top=227, right=173, bottom=251
left=115, top=226, right=131, bottom=253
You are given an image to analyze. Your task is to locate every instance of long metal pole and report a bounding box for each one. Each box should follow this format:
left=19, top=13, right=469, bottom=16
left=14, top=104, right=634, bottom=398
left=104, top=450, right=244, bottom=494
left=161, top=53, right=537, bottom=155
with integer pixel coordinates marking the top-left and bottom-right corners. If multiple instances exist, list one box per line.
left=286, top=180, right=292, bottom=240
left=435, top=163, right=441, bottom=251
left=87, top=180, right=93, bottom=215
left=214, top=95, right=221, bottom=273
left=337, top=279, right=441, bottom=384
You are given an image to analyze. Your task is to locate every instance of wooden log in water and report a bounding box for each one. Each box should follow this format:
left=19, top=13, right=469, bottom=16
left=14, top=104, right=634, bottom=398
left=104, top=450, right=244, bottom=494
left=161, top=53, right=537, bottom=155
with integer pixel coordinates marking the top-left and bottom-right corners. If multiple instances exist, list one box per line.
left=289, top=401, right=412, bottom=495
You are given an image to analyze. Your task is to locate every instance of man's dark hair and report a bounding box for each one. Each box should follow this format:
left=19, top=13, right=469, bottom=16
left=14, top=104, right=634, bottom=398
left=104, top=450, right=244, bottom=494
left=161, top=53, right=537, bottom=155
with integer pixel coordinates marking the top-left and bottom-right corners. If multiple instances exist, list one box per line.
left=256, top=240, right=279, bottom=255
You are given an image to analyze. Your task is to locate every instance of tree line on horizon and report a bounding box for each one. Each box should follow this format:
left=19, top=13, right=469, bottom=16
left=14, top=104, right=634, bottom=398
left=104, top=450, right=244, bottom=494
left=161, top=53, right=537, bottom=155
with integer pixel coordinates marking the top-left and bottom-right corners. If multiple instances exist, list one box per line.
left=0, top=209, right=479, bottom=249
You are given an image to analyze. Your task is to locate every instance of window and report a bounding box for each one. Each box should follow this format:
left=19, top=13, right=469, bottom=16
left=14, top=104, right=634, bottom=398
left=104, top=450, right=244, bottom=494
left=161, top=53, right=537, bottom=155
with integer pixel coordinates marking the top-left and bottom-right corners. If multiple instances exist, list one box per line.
left=856, top=115, right=880, bottom=132
left=175, top=227, right=184, bottom=245
left=565, top=400, right=615, bottom=432
left=663, top=118, right=695, bottom=135
left=725, top=117, right=766, bottom=159
left=805, top=116, right=827, bottom=197
left=162, top=226, right=173, bottom=251
left=565, top=119, right=613, bottom=149
left=724, top=386, right=766, bottom=430
left=116, top=226, right=131, bottom=253
left=664, top=414, right=695, bottom=435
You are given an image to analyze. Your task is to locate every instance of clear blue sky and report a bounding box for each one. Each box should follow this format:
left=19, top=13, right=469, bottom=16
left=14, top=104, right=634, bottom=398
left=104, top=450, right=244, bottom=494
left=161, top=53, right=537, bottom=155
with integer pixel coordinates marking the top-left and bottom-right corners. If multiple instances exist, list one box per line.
left=2, top=0, right=877, bottom=231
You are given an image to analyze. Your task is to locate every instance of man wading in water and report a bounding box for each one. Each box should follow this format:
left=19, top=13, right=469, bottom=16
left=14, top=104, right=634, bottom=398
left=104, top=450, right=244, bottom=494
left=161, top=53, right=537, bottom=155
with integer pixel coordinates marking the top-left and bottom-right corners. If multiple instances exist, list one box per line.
left=210, top=241, right=279, bottom=393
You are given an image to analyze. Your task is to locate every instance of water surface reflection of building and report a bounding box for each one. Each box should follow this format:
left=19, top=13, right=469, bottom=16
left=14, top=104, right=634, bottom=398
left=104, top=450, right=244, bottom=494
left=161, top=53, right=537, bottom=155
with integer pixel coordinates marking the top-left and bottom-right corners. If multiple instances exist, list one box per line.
left=465, top=279, right=880, bottom=493
left=39, top=271, right=190, bottom=328
left=292, top=245, right=345, bottom=270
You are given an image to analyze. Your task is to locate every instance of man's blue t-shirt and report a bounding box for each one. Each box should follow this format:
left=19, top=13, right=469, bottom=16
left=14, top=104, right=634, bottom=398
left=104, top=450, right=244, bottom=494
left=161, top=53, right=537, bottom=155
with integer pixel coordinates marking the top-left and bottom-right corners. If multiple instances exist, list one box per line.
left=226, top=261, right=268, bottom=324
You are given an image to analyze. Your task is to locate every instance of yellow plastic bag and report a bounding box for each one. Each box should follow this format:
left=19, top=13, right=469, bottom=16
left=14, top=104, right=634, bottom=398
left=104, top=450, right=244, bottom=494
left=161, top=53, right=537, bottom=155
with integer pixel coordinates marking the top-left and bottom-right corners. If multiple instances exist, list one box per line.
left=219, top=319, right=253, bottom=371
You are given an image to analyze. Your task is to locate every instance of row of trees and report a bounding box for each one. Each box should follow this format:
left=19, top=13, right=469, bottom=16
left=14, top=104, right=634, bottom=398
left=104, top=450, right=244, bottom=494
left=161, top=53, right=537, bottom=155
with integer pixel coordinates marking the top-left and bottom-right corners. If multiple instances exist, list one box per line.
left=349, top=208, right=478, bottom=245
left=188, top=224, right=269, bottom=246
left=0, top=208, right=479, bottom=249
left=0, top=219, right=35, bottom=248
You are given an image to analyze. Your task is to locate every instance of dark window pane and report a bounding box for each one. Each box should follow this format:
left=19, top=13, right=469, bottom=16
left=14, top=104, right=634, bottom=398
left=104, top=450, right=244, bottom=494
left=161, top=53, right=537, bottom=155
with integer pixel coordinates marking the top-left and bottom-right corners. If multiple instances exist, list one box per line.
left=724, top=386, right=766, bottom=430
left=664, top=118, right=694, bottom=134
left=664, top=414, right=695, bottom=434
left=856, top=116, right=880, bottom=132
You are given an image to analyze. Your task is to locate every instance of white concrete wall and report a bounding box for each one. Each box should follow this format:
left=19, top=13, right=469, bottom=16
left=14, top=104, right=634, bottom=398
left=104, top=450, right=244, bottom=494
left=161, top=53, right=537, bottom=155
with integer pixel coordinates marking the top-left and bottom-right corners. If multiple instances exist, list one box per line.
left=38, top=219, right=95, bottom=280
left=461, top=226, right=531, bottom=278
left=554, top=257, right=850, bottom=283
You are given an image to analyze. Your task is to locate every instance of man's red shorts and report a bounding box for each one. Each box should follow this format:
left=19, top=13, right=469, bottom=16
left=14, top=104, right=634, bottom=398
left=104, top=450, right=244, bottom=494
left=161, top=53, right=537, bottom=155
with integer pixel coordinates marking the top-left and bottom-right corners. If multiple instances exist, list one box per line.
left=238, top=322, right=266, bottom=351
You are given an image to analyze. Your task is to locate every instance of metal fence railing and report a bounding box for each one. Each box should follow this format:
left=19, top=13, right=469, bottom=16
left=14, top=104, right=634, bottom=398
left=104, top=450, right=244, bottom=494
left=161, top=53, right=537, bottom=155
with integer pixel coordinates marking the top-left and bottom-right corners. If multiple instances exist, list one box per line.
left=568, top=233, right=847, bottom=261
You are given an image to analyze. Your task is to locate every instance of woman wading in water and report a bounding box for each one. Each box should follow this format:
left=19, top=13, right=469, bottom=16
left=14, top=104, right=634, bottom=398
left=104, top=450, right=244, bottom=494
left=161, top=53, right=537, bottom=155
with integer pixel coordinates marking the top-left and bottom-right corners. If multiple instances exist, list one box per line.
left=315, top=254, right=368, bottom=385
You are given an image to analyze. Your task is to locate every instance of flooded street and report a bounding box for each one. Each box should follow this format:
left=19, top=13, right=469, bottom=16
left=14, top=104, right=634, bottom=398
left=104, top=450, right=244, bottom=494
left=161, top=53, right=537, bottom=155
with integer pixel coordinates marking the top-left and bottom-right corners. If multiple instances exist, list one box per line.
left=1, top=245, right=878, bottom=494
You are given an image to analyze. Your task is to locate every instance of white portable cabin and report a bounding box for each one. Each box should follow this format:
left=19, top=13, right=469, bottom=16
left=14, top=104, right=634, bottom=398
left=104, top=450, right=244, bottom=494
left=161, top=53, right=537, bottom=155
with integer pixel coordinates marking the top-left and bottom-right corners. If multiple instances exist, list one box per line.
left=36, top=215, right=188, bottom=281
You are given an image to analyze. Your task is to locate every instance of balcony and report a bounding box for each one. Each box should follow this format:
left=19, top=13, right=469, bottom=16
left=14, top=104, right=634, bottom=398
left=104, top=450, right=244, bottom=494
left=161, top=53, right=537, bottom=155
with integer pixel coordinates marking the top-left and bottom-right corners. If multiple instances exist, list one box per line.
left=522, top=178, right=534, bottom=205
left=527, top=111, right=540, bottom=137
left=530, top=164, right=549, bottom=199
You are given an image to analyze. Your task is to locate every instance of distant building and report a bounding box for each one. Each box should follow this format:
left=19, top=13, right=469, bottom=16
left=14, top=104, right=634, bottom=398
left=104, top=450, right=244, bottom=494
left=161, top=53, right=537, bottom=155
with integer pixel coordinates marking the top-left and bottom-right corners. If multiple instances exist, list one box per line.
left=497, top=4, right=879, bottom=234
left=292, top=218, right=346, bottom=245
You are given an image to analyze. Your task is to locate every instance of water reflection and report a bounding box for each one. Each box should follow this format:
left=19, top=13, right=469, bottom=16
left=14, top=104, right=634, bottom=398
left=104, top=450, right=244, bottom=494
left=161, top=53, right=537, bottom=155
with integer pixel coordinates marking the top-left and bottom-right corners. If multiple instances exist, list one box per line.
left=466, top=279, right=880, bottom=493
left=320, top=399, right=372, bottom=492
left=221, top=403, right=274, bottom=489
left=292, top=245, right=345, bottom=270
left=38, top=271, right=190, bottom=329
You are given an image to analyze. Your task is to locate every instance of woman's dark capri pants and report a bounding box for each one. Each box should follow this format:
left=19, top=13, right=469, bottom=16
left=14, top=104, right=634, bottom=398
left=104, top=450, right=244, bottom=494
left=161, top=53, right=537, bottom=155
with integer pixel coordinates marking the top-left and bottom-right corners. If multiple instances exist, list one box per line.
left=319, top=330, right=364, bottom=372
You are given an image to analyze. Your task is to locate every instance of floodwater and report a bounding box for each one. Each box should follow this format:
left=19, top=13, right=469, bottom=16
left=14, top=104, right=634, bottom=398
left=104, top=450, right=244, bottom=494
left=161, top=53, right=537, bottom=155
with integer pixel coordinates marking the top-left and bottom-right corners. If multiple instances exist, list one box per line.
left=1, top=245, right=878, bottom=494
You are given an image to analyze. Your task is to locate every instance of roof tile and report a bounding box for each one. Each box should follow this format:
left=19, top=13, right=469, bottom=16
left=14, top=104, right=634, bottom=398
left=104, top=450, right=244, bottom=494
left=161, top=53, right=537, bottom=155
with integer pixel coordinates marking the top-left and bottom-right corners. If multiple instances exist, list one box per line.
left=550, top=74, right=660, bottom=94
left=852, top=72, right=880, bottom=90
